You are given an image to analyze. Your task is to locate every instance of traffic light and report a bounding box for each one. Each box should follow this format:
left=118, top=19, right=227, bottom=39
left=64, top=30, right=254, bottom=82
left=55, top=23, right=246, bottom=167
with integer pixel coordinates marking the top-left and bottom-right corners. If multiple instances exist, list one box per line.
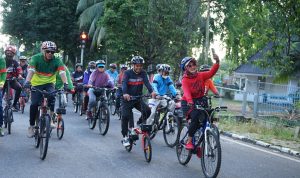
left=80, top=31, right=88, bottom=44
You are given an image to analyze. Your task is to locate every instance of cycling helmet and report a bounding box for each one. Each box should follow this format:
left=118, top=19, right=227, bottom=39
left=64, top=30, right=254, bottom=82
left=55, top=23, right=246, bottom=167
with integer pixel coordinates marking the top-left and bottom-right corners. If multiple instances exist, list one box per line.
left=131, top=56, right=144, bottom=64
left=96, top=60, right=106, bottom=67
left=5, top=45, right=17, bottom=54
left=75, top=63, right=83, bottom=69
left=200, top=64, right=210, bottom=71
left=19, top=56, right=27, bottom=61
left=41, top=41, right=57, bottom=51
left=161, top=64, right=171, bottom=72
left=180, top=57, right=196, bottom=71
left=109, top=63, right=117, bottom=69
left=156, top=64, right=162, bottom=70
left=120, top=64, right=128, bottom=69
left=88, top=61, right=96, bottom=67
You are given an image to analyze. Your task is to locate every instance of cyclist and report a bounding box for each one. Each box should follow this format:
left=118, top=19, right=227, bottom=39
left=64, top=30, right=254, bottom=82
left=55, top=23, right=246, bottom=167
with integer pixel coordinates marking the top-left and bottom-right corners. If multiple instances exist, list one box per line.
left=24, top=41, right=68, bottom=138
left=106, top=63, right=118, bottom=84
left=86, top=60, right=113, bottom=119
left=115, top=64, right=128, bottom=113
left=0, top=53, right=7, bottom=136
left=121, top=56, right=156, bottom=147
left=4, top=45, right=23, bottom=111
left=82, top=61, right=96, bottom=114
left=199, top=64, right=220, bottom=96
left=180, top=53, right=220, bottom=150
left=148, top=64, right=179, bottom=123
left=71, top=63, right=84, bottom=102
left=19, top=56, right=28, bottom=79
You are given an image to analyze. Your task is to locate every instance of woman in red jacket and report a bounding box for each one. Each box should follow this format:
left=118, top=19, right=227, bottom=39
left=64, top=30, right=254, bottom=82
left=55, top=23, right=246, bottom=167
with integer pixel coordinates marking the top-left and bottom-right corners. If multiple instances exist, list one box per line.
left=180, top=54, right=220, bottom=150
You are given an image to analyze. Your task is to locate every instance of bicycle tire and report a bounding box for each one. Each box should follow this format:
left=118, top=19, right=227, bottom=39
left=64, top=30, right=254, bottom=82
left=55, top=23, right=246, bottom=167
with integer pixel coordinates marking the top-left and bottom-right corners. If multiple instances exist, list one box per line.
left=163, top=115, right=181, bottom=148
left=35, top=118, right=40, bottom=148
left=88, top=107, right=97, bottom=129
left=7, top=109, right=13, bottom=135
left=57, top=118, right=64, bottom=140
left=176, top=126, right=192, bottom=165
left=40, top=115, right=51, bottom=160
left=143, top=135, right=152, bottom=163
left=211, top=123, right=220, bottom=140
left=98, top=106, right=110, bottom=135
left=109, top=100, right=116, bottom=116
left=74, top=94, right=78, bottom=113
left=201, top=130, right=222, bottom=178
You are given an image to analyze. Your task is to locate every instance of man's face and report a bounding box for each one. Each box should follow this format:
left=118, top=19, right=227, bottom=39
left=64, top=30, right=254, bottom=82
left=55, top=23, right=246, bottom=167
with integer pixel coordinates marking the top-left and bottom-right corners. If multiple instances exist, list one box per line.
left=20, top=60, right=27, bottom=66
left=76, top=66, right=82, bottom=72
left=133, top=64, right=143, bottom=73
left=5, top=51, right=14, bottom=59
left=44, top=50, right=55, bottom=60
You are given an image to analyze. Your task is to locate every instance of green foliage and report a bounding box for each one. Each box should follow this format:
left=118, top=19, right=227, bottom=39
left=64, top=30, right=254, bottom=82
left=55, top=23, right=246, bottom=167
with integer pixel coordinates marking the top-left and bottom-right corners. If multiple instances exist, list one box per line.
left=1, top=0, right=80, bottom=63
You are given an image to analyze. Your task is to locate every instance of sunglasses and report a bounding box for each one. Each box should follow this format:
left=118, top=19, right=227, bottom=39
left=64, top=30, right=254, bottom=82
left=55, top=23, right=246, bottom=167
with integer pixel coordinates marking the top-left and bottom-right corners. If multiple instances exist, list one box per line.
left=45, top=50, right=55, bottom=54
left=98, top=66, right=104, bottom=68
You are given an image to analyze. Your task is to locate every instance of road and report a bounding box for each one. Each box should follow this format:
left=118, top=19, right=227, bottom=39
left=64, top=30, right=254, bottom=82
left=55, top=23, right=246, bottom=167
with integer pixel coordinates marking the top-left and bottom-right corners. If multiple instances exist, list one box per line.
left=0, top=102, right=300, bottom=178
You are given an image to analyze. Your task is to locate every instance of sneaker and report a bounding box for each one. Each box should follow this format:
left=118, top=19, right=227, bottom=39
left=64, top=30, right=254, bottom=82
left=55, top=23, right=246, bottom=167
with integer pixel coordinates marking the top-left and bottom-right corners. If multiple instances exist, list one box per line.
left=122, top=136, right=130, bottom=147
left=27, top=126, right=34, bottom=138
left=51, top=122, right=56, bottom=129
left=0, top=127, right=4, bottom=137
left=185, top=140, right=194, bottom=150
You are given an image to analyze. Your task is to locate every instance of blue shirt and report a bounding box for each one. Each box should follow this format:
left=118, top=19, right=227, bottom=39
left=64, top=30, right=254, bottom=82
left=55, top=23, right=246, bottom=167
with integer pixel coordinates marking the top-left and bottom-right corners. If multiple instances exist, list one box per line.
left=152, top=74, right=177, bottom=97
left=106, top=69, right=118, bottom=83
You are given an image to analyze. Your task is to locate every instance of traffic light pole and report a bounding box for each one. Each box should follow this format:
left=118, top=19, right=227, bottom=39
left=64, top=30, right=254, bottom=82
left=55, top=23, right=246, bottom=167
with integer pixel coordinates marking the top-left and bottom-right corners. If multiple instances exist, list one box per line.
left=80, top=42, right=85, bottom=65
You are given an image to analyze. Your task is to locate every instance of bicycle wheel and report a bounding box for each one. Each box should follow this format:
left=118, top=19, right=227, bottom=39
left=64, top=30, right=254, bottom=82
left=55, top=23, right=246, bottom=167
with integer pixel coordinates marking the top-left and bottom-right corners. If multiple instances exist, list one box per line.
left=176, top=126, right=192, bottom=165
left=57, top=118, right=64, bottom=140
left=201, top=130, right=222, bottom=178
left=7, top=108, right=13, bottom=135
left=109, top=100, right=116, bottom=116
left=35, top=117, right=40, bottom=148
left=74, top=94, right=78, bottom=113
left=143, top=135, right=152, bottom=163
left=163, top=115, right=181, bottom=148
left=20, top=97, right=25, bottom=114
left=88, top=107, right=97, bottom=129
left=211, top=123, right=220, bottom=140
left=98, top=106, right=110, bottom=135
left=40, top=115, right=51, bottom=160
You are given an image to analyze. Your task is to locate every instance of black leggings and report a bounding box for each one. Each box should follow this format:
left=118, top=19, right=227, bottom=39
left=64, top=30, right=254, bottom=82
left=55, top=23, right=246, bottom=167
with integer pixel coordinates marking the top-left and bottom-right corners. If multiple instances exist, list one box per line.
left=3, top=80, right=22, bottom=106
left=181, top=98, right=207, bottom=137
left=121, top=99, right=151, bottom=137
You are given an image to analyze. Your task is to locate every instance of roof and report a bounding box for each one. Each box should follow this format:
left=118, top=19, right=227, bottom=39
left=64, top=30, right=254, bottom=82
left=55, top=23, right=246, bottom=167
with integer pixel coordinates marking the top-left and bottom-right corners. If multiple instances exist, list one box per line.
left=234, top=43, right=273, bottom=76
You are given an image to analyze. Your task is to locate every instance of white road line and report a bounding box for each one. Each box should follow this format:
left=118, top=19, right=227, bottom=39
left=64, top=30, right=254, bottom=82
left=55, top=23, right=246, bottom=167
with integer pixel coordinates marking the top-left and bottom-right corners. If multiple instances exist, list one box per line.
left=221, top=136, right=300, bottom=163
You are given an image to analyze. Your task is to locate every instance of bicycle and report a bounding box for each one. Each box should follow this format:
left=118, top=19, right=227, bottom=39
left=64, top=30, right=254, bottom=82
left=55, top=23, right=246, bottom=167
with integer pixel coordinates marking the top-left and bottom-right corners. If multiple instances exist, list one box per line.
left=107, top=87, right=117, bottom=116
left=121, top=95, right=153, bottom=163
left=18, top=78, right=29, bottom=114
left=52, top=89, right=67, bottom=140
left=87, top=87, right=110, bottom=136
left=176, top=97, right=227, bottom=178
left=3, top=77, right=15, bottom=134
left=148, top=95, right=182, bottom=148
left=31, top=87, right=61, bottom=160
left=73, top=82, right=84, bottom=114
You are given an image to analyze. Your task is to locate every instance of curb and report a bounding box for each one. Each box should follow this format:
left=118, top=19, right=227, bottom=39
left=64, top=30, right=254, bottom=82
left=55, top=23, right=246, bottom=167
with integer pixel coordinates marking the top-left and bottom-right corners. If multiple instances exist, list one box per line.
left=220, top=130, right=300, bottom=158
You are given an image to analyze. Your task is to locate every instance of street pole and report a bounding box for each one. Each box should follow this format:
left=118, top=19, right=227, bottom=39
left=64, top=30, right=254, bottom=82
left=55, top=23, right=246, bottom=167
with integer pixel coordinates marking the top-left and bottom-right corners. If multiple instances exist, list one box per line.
left=80, top=43, right=85, bottom=65
left=204, top=0, right=211, bottom=64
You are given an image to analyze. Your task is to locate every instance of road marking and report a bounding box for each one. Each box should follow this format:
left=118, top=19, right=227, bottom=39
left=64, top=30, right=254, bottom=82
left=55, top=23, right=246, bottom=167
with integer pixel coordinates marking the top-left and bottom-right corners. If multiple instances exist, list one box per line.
left=221, top=136, right=300, bottom=163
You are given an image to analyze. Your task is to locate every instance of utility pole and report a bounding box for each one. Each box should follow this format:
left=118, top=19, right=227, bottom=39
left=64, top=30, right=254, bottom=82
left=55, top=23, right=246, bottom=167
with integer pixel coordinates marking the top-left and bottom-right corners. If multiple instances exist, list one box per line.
left=80, top=31, right=88, bottom=65
left=204, top=0, right=211, bottom=64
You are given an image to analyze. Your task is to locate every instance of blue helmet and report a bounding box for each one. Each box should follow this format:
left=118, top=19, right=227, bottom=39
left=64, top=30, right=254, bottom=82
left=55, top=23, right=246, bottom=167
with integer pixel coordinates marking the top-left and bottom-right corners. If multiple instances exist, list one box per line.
left=180, top=57, right=195, bottom=71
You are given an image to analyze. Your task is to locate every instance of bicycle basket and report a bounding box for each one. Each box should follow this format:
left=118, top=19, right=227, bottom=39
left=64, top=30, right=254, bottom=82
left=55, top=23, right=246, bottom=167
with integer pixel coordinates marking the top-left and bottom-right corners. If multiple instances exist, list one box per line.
left=140, top=124, right=152, bottom=132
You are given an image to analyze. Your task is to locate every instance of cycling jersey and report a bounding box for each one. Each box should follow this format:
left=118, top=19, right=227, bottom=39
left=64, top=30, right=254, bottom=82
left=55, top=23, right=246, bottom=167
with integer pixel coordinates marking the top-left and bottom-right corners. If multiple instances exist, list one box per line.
left=55, top=66, right=74, bottom=90
left=83, top=68, right=93, bottom=85
left=122, top=69, right=153, bottom=96
left=0, top=58, right=7, bottom=87
left=28, top=53, right=65, bottom=86
left=88, top=70, right=113, bottom=88
left=106, top=69, right=118, bottom=83
left=152, top=74, right=177, bottom=97
left=72, top=71, right=84, bottom=83
left=182, top=63, right=219, bottom=104
left=6, top=59, right=22, bottom=79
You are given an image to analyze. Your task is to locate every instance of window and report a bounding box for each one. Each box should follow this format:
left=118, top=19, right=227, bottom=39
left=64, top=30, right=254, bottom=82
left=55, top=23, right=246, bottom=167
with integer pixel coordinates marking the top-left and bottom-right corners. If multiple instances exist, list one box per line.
left=258, top=76, right=266, bottom=90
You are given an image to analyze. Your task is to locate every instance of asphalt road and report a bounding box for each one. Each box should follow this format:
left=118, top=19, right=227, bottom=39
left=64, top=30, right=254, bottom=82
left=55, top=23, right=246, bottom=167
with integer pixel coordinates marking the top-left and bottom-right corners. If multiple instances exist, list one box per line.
left=0, top=102, right=300, bottom=178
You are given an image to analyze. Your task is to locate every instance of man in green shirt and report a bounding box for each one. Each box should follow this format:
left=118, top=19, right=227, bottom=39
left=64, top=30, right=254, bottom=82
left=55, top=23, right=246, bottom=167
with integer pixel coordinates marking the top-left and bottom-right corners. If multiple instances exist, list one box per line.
left=0, top=56, right=7, bottom=136
left=24, top=41, right=68, bottom=137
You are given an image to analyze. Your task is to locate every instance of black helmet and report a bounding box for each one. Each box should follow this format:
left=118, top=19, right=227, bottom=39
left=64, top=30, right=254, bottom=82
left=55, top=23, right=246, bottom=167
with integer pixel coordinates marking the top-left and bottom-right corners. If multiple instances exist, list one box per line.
left=200, top=64, right=210, bottom=71
left=131, top=56, right=144, bottom=64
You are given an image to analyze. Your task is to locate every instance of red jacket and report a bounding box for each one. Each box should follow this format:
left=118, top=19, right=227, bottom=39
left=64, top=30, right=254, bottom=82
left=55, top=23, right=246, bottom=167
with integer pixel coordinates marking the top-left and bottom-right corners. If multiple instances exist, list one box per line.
left=182, top=63, right=219, bottom=104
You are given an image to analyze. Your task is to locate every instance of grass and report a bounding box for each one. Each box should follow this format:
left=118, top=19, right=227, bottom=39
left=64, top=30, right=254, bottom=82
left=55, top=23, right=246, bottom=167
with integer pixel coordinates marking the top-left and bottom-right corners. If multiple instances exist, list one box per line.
left=218, top=117, right=300, bottom=151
